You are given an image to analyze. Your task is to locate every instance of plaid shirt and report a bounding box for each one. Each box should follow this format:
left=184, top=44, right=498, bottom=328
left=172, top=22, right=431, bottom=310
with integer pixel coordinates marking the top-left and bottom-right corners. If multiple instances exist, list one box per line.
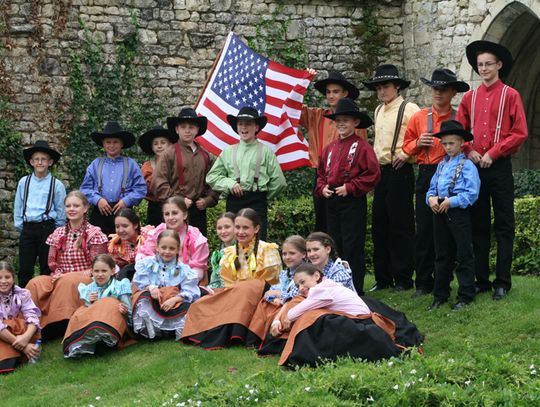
left=46, top=223, right=108, bottom=276
left=322, top=258, right=356, bottom=292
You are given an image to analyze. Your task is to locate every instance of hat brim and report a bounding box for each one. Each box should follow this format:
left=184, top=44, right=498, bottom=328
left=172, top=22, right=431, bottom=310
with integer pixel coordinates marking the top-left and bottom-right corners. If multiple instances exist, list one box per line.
left=226, top=115, right=268, bottom=134
left=138, top=128, right=179, bottom=155
left=166, top=116, right=208, bottom=136
left=419, top=77, right=470, bottom=93
left=466, top=40, right=513, bottom=78
left=314, top=78, right=360, bottom=100
left=433, top=128, right=473, bottom=142
left=362, top=78, right=411, bottom=91
left=324, top=110, right=374, bottom=129
left=91, top=131, right=135, bottom=149
left=23, top=147, right=61, bottom=166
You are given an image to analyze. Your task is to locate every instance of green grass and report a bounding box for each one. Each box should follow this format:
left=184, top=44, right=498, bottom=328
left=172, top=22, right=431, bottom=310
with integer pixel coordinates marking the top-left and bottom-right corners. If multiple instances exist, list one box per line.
left=2, top=275, right=539, bottom=406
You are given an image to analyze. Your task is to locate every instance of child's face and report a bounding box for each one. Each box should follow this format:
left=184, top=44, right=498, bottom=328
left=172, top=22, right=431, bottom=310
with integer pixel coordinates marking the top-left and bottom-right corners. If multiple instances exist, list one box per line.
left=431, top=86, right=457, bottom=109
left=293, top=271, right=321, bottom=296
left=376, top=82, right=400, bottom=104
left=306, top=240, right=331, bottom=268
left=163, top=203, right=187, bottom=231
left=234, top=216, right=260, bottom=246
left=334, top=116, right=360, bottom=138
left=30, top=152, right=53, bottom=177
left=282, top=242, right=305, bottom=269
left=216, top=217, right=235, bottom=245
left=0, top=269, right=15, bottom=294
left=152, top=137, right=172, bottom=157
left=176, top=122, right=200, bottom=145
left=115, top=216, right=138, bottom=241
left=476, top=52, right=501, bottom=83
left=441, top=135, right=464, bottom=157
left=157, top=236, right=179, bottom=263
left=102, top=137, right=124, bottom=158
left=92, top=261, right=114, bottom=287
left=65, top=196, right=88, bottom=221
left=325, top=83, right=348, bottom=109
left=236, top=119, right=259, bottom=143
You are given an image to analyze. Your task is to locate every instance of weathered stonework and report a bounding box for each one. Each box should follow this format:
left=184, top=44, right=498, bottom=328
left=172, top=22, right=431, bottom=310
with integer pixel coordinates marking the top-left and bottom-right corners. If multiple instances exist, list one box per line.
left=1, top=0, right=539, bottom=259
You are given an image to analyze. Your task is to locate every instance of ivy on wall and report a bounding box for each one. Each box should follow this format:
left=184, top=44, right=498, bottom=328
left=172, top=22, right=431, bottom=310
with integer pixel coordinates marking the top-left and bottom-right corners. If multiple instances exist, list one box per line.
left=62, top=15, right=166, bottom=188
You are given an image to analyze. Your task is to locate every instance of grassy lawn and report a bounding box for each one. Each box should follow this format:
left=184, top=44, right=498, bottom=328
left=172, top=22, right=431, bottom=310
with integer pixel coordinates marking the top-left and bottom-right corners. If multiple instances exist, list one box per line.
left=2, top=275, right=539, bottom=406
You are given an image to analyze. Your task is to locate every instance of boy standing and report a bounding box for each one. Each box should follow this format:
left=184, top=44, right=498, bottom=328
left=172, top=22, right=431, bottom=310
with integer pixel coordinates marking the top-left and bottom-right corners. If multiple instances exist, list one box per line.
left=14, top=140, right=66, bottom=287
left=315, top=98, right=380, bottom=295
left=426, top=120, right=480, bottom=310
left=80, top=121, right=147, bottom=236
left=456, top=41, right=528, bottom=300
left=300, top=70, right=367, bottom=232
left=402, top=68, right=469, bottom=297
left=362, top=64, right=420, bottom=292
left=206, top=106, right=287, bottom=240
left=151, top=108, right=218, bottom=236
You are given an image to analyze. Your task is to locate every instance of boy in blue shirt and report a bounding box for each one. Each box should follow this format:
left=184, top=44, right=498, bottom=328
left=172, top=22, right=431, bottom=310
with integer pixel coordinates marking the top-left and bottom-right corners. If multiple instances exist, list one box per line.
left=80, top=121, right=147, bottom=235
left=14, top=140, right=66, bottom=287
left=426, top=120, right=480, bottom=311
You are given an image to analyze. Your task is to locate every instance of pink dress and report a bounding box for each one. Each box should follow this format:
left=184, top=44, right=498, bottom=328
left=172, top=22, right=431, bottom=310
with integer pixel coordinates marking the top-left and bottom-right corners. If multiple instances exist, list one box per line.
left=288, top=279, right=370, bottom=322
left=135, top=223, right=209, bottom=281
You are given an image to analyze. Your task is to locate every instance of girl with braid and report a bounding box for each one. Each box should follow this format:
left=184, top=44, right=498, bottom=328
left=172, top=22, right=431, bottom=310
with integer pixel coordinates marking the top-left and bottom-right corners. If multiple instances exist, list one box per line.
left=181, top=208, right=281, bottom=349
left=26, top=191, right=108, bottom=339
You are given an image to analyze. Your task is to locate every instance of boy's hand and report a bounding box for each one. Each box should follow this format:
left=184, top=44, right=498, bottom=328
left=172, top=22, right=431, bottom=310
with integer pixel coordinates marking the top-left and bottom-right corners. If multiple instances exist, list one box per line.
left=392, top=152, right=409, bottom=170
left=306, top=68, right=317, bottom=76
left=468, top=150, right=482, bottom=164
left=12, top=335, right=30, bottom=351
left=184, top=197, right=193, bottom=208
left=322, top=185, right=334, bottom=198
left=417, top=133, right=434, bottom=148
left=428, top=196, right=440, bottom=213
left=97, top=198, right=113, bottom=215
left=118, top=303, right=128, bottom=315
left=438, top=197, right=451, bottom=213
left=334, top=185, right=348, bottom=197
left=231, top=183, right=243, bottom=197
left=195, top=198, right=207, bottom=210
left=89, top=292, right=98, bottom=303
left=23, top=343, right=40, bottom=360
left=112, top=200, right=126, bottom=214
left=479, top=152, right=493, bottom=168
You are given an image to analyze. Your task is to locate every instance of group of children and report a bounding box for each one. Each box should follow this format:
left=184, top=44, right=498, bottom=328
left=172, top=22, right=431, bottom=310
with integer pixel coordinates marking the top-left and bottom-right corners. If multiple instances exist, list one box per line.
left=1, top=39, right=527, bottom=372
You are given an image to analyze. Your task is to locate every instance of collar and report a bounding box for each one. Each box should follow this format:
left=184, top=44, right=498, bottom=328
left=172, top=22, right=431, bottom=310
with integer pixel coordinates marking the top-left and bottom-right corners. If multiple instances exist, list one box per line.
left=430, top=105, right=453, bottom=117
left=31, top=172, right=52, bottom=182
left=444, top=152, right=466, bottom=163
left=337, top=133, right=357, bottom=143
left=239, top=139, right=258, bottom=147
left=384, top=95, right=404, bottom=110
left=104, top=155, right=125, bottom=162
left=480, top=79, right=503, bottom=92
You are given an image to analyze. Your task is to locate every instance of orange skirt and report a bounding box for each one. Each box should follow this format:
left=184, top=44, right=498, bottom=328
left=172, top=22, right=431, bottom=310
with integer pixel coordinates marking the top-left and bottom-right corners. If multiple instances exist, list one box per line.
left=0, top=318, right=40, bottom=373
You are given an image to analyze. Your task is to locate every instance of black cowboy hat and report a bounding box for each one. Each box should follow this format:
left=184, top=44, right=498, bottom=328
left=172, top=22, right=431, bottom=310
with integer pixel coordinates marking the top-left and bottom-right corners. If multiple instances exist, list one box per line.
left=314, top=71, right=360, bottom=100
left=227, top=106, right=268, bottom=134
left=466, top=40, right=513, bottom=78
left=432, top=119, right=473, bottom=142
left=23, top=140, right=61, bottom=166
left=138, top=125, right=179, bottom=155
left=166, top=108, right=208, bottom=136
left=420, top=68, right=470, bottom=93
left=91, top=121, right=135, bottom=148
left=362, top=64, right=411, bottom=91
left=324, top=98, right=373, bottom=129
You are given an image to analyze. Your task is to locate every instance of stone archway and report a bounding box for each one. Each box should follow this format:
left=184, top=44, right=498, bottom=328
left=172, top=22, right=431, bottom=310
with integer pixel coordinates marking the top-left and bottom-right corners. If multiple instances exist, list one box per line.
left=459, top=1, right=540, bottom=169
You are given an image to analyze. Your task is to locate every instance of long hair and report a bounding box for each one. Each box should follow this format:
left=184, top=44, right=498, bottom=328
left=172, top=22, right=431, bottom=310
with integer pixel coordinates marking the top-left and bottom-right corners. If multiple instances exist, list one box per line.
left=0, top=261, right=17, bottom=296
left=62, top=190, right=90, bottom=251
left=234, top=208, right=261, bottom=271
left=295, top=262, right=323, bottom=283
left=92, top=254, right=116, bottom=271
left=115, top=208, right=141, bottom=235
left=306, top=231, right=338, bottom=260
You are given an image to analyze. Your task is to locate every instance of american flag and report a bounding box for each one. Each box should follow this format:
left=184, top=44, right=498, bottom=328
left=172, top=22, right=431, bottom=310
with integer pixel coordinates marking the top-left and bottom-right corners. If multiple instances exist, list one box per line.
left=196, top=32, right=313, bottom=170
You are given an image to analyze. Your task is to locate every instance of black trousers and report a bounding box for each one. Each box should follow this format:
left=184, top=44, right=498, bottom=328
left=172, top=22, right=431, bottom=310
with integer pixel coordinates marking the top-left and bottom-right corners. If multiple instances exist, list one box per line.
left=326, top=194, right=367, bottom=295
left=313, top=169, right=327, bottom=233
left=18, top=220, right=56, bottom=287
left=146, top=200, right=163, bottom=227
left=472, top=157, right=515, bottom=291
left=226, top=191, right=268, bottom=241
left=414, top=164, right=438, bottom=292
left=372, top=163, right=415, bottom=288
left=433, top=208, right=475, bottom=303
left=89, top=203, right=118, bottom=236
left=188, top=206, right=208, bottom=237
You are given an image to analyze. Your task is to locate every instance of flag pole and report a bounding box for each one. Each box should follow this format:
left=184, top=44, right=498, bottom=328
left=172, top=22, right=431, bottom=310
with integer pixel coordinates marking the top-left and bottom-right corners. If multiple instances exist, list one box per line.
left=194, top=32, right=233, bottom=109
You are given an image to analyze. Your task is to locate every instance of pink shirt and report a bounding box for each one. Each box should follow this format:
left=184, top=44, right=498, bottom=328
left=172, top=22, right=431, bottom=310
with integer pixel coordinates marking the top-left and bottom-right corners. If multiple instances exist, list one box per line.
left=135, top=223, right=209, bottom=280
left=287, top=279, right=371, bottom=321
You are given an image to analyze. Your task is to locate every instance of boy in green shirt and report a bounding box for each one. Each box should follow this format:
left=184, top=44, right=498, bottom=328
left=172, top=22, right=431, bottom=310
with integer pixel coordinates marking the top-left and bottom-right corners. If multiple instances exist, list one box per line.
left=206, top=106, right=287, bottom=240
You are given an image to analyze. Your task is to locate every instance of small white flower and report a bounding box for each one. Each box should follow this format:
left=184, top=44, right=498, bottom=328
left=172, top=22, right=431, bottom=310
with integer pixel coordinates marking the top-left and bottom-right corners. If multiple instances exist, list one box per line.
left=529, top=364, right=535, bottom=370
left=393, top=384, right=399, bottom=390
left=89, top=405, right=94, bottom=407
left=350, top=374, right=357, bottom=379
left=404, top=382, right=411, bottom=388
left=254, top=399, right=258, bottom=402
left=367, top=395, right=375, bottom=402
left=447, top=358, right=455, bottom=363
left=173, top=394, right=179, bottom=399
left=304, top=387, right=311, bottom=392
left=246, top=397, right=250, bottom=401
left=176, top=403, right=185, bottom=407
left=96, top=397, right=101, bottom=401
left=388, top=361, right=394, bottom=366
left=249, top=389, right=254, bottom=394
left=409, top=369, right=416, bottom=374
left=465, top=380, right=471, bottom=385
left=196, top=402, right=201, bottom=406
left=531, top=370, right=537, bottom=375
left=418, top=378, right=423, bottom=382
left=245, top=384, right=250, bottom=389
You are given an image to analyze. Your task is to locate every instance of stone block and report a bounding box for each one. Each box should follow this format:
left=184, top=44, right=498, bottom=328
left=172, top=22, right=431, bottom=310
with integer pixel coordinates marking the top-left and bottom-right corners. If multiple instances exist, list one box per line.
left=188, top=32, right=215, bottom=48
left=96, top=22, right=114, bottom=31
left=105, top=7, right=120, bottom=15
left=317, top=5, right=334, bottom=17
left=41, top=4, right=55, bottom=18
left=163, top=57, right=187, bottom=66
left=87, top=6, right=104, bottom=14
left=38, top=57, right=61, bottom=76
left=158, top=30, right=181, bottom=44
left=9, top=24, right=35, bottom=35
left=286, top=20, right=305, bottom=40
left=132, top=0, right=156, bottom=7
left=114, top=23, right=136, bottom=39
left=160, top=10, right=175, bottom=21
left=251, top=3, right=269, bottom=14
left=175, top=9, right=191, bottom=20
left=140, top=29, right=158, bottom=44
left=186, top=0, right=210, bottom=12
left=209, top=0, right=232, bottom=11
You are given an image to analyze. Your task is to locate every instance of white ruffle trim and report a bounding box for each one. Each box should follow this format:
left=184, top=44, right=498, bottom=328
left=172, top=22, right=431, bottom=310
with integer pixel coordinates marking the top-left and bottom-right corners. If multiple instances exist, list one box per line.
left=64, top=328, right=118, bottom=358
left=132, top=298, right=186, bottom=340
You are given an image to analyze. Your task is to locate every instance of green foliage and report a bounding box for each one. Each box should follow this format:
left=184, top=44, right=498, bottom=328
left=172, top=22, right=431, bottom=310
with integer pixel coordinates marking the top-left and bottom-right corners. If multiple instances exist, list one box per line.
left=0, top=97, right=27, bottom=211
left=508, top=196, right=540, bottom=275
left=513, top=169, right=540, bottom=198
left=277, top=166, right=313, bottom=200
left=63, top=15, right=165, bottom=188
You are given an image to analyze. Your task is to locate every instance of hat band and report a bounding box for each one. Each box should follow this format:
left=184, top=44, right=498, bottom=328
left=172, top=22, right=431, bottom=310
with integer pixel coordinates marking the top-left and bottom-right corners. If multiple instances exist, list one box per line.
left=237, top=114, right=258, bottom=120
left=373, top=75, right=400, bottom=80
left=431, top=80, right=455, bottom=84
